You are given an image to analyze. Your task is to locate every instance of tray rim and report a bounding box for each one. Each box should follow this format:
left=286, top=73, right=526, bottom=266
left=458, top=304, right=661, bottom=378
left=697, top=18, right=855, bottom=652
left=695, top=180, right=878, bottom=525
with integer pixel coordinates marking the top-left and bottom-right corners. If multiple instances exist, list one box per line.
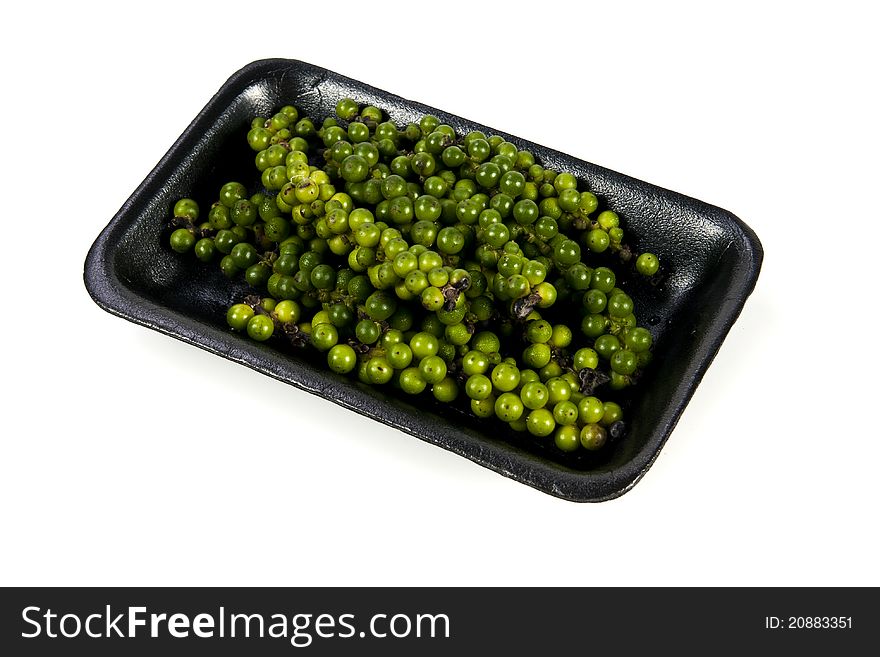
left=84, top=58, right=764, bottom=502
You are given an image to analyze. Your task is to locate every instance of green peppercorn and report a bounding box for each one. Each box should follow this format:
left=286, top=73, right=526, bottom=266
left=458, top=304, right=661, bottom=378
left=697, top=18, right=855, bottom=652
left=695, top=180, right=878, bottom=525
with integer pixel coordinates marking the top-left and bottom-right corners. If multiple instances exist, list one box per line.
left=167, top=99, right=668, bottom=457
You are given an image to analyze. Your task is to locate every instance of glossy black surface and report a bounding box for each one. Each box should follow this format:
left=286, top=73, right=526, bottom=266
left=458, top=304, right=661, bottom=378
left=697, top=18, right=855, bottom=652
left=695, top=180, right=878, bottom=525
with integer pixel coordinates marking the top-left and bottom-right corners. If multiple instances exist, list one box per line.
left=84, top=59, right=763, bottom=502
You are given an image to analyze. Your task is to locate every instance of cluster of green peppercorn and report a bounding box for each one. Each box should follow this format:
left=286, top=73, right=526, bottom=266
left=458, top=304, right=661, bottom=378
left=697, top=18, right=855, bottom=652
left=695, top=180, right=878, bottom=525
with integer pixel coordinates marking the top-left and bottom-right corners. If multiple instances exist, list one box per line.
left=167, top=98, right=661, bottom=453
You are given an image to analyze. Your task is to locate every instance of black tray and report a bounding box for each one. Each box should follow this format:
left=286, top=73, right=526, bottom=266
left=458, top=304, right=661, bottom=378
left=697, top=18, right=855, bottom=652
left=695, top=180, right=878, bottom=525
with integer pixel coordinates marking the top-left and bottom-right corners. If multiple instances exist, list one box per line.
left=84, top=59, right=763, bottom=502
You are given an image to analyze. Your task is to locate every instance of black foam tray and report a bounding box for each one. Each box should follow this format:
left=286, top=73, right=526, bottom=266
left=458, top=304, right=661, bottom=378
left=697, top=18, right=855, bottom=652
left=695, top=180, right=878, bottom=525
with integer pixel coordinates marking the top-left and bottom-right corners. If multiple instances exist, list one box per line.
left=84, top=59, right=763, bottom=502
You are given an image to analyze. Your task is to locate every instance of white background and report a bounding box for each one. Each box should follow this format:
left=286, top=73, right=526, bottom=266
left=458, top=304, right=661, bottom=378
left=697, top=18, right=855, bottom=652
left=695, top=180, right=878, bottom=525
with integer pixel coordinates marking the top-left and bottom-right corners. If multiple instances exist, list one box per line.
left=1, top=1, right=877, bottom=586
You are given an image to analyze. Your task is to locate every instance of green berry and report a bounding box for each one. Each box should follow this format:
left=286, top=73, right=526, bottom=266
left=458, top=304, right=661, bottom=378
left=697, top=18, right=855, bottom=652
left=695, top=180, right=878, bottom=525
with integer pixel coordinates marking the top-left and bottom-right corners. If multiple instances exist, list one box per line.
left=246, top=314, right=274, bottom=341
left=367, top=357, right=394, bottom=385
left=636, top=252, right=660, bottom=276
left=327, top=344, right=357, bottom=374
left=573, top=348, right=599, bottom=370
left=520, top=381, right=550, bottom=410
left=491, top=362, right=521, bottom=392
left=601, top=401, right=624, bottom=427
left=173, top=198, right=199, bottom=220
left=494, top=392, right=524, bottom=422
left=432, top=377, right=459, bottom=402
left=227, top=303, right=254, bottom=331
left=546, top=378, right=572, bottom=405
left=169, top=228, right=195, bottom=253
left=399, top=367, right=427, bottom=394
left=554, top=425, right=580, bottom=452
left=552, top=401, right=579, bottom=426
left=526, top=409, right=555, bottom=437
left=578, top=397, right=605, bottom=425
left=419, top=355, right=447, bottom=384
